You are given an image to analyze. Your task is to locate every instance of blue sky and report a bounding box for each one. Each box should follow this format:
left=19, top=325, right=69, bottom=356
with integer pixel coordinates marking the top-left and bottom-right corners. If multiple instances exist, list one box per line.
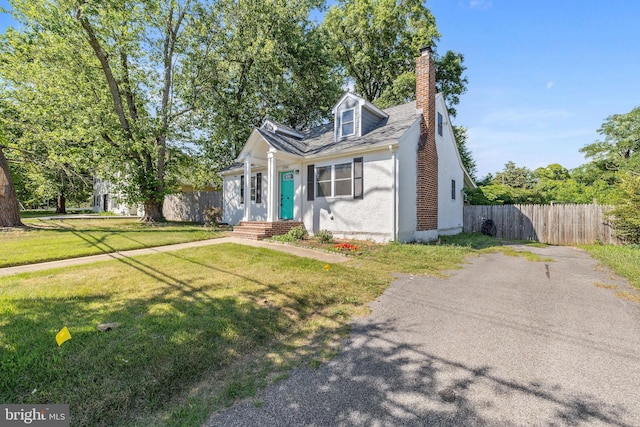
left=1, top=1, right=638, bottom=179
left=429, top=0, right=640, bottom=178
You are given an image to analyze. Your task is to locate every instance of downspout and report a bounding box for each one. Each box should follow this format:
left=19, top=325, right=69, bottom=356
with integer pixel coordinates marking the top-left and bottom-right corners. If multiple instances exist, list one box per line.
left=390, top=144, right=398, bottom=241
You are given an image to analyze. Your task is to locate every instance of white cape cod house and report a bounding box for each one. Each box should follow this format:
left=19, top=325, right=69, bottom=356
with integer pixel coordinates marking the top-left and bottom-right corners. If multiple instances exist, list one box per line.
left=221, top=48, right=475, bottom=242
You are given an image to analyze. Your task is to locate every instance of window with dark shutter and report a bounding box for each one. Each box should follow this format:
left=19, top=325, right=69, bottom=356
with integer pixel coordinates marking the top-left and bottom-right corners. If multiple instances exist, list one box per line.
left=307, top=164, right=315, bottom=201
left=354, top=157, right=363, bottom=199
left=451, top=179, right=456, bottom=200
left=256, top=173, right=262, bottom=204
left=240, top=175, right=244, bottom=204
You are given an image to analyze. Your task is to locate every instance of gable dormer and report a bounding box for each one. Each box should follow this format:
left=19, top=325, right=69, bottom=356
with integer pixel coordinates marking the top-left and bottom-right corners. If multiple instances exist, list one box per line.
left=331, top=92, right=388, bottom=142
left=260, top=119, right=304, bottom=140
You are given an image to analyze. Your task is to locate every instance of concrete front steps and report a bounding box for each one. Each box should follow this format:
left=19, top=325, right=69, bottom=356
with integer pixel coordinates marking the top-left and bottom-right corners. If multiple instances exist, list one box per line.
left=232, top=221, right=304, bottom=240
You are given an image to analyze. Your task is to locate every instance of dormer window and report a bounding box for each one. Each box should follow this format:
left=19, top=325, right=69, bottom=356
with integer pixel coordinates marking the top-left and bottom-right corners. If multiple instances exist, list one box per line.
left=341, top=109, right=355, bottom=137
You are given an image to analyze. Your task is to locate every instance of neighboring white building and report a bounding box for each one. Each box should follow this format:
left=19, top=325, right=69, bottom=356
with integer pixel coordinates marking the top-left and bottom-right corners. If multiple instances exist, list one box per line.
left=220, top=48, right=475, bottom=242
left=92, top=177, right=142, bottom=216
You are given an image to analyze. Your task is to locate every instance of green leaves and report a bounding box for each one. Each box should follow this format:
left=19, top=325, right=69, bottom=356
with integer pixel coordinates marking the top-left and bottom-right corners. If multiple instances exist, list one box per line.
left=193, top=0, right=343, bottom=165
left=323, top=0, right=467, bottom=115
left=579, top=106, right=640, bottom=241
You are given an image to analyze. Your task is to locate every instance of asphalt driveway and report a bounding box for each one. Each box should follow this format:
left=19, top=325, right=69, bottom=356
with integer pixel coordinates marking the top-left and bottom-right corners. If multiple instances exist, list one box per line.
left=207, top=245, right=640, bottom=426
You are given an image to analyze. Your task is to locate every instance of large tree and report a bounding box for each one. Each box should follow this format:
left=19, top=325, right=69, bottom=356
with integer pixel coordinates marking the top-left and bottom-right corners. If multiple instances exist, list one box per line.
left=452, top=125, right=477, bottom=180
left=0, top=141, right=23, bottom=227
left=581, top=106, right=640, bottom=242
left=3, top=0, right=342, bottom=220
left=192, top=0, right=343, bottom=167
left=0, top=94, right=94, bottom=213
left=322, top=0, right=468, bottom=115
left=581, top=106, right=640, bottom=173
left=3, top=0, right=216, bottom=221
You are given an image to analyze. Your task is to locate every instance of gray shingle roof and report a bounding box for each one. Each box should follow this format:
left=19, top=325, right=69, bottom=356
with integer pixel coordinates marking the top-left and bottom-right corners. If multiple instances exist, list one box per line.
left=258, top=101, right=419, bottom=158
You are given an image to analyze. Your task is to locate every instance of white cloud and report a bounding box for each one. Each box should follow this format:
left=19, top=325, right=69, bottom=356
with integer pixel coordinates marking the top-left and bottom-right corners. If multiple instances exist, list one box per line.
left=546, top=80, right=555, bottom=90
left=469, top=0, right=492, bottom=10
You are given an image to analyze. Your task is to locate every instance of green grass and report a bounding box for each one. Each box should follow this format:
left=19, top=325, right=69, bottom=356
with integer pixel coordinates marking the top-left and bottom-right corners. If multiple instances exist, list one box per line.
left=0, top=244, right=389, bottom=426
left=583, top=244, right=640, bottom=291
left=0, top=231, right=553, bottom=426
left=18, top=210, right=95, bottom=219
left=0, top=219, right=221, bottom=267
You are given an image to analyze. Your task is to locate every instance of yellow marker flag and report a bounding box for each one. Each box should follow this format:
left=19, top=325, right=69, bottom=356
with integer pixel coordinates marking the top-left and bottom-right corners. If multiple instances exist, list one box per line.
left=323, top=264, right=331, bottom=271
left=55, top=326, right=71, bottom=346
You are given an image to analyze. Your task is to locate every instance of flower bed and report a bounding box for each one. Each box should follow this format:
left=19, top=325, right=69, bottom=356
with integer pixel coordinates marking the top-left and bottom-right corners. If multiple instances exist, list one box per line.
left=334, top=243, right=360, bottom=252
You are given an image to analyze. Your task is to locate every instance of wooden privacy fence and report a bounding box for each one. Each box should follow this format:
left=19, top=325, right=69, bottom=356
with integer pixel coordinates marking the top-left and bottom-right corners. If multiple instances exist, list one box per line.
left=163, top=191, right=222, bottom=223
left=463, top=204, right=620, bottom=245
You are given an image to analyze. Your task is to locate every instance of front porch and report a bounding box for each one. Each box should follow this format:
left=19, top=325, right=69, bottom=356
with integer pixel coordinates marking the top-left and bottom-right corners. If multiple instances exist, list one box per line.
left=232, top=221, right=304, bottom=240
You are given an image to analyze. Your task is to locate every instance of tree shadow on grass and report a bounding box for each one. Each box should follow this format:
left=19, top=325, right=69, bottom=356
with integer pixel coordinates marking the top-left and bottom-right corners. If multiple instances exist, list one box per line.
left=0, top=241, right=361, bottom=426
left=0, top=259, right=294, bottom=426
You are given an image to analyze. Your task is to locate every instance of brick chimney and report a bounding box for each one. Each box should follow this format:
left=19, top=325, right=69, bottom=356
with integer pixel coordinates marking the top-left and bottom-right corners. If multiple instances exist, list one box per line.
left=415, top=46, right=438, bottom=232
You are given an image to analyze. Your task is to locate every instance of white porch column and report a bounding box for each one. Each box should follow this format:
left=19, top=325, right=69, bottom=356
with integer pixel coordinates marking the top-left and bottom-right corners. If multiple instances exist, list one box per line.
left=243, top=158, right=252, bottom=221
left=267, top=151, right=278, bottom=221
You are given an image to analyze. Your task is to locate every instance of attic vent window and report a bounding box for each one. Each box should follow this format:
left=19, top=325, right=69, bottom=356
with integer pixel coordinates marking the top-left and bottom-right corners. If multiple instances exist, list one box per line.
left=437, top=112, right=443, bottom=136
left=341, top=109, right=355, bottom=137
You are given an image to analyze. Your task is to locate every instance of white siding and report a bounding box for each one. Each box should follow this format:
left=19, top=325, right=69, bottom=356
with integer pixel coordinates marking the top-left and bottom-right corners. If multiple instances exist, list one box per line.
left=435, top=96, right=464, bottom=235
left=223, top=174, right=244, bottom=224
left=302, top=150, right=395, bottom=242
left=397, top=119, right=421, bottom=242
left=251, top=170, right=268, bottom=221
left=222, top=169, right=269, bottom=224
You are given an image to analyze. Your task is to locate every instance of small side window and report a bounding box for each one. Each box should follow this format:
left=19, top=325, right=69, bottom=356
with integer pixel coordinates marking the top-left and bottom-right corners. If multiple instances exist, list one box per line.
left=451, top=179, right=456, bottom=200
left=240, top=175, right=244, bottom=204
left=437, top=112, right=443, bottom=136
left=256, top=173, right=262, bottom=204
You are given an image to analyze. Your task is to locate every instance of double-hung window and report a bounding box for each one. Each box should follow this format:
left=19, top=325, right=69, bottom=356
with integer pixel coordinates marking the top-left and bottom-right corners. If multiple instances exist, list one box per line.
left=316, top=163, right=352, bottom=198
left=341, top=109, right=355, bottom=137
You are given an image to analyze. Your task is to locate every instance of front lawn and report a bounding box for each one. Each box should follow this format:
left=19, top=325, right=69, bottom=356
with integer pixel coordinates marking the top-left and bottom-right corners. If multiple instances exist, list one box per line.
left=0, top=232, right=566, bottom=426
left=0, top=219, right=222, bottom=268
left=0, top=240, right=478, bottom=426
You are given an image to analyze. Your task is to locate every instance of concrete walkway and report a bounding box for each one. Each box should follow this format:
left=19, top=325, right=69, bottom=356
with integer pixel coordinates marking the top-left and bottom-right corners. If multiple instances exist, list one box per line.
left=207, top=245, right=640, bottom=426
left=0, top=237, right=347, bottom=277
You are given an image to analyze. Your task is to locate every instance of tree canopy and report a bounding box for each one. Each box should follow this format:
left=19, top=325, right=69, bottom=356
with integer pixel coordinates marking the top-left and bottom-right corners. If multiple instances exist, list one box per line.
left=322, top=0, right=468, bottom=116
left=1, top=0, right=342, bottom=221
left=581, top=106, right=640, bottom=242
left=192, top=0, right=343, bottom=168
left=465, top=161, right=619, bottom=206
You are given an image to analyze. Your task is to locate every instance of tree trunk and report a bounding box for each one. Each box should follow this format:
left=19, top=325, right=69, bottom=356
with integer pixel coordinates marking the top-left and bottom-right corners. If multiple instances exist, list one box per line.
left=141, top=199, right=164, bottom=222
left=0, top=146, right=24, bottom=227
left=56, top=194, right=67, bottom=214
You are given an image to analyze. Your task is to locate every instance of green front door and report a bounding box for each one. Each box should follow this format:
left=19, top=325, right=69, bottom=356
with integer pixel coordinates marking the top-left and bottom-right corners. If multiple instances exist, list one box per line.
left=280, top=171, right=294, bottom=220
